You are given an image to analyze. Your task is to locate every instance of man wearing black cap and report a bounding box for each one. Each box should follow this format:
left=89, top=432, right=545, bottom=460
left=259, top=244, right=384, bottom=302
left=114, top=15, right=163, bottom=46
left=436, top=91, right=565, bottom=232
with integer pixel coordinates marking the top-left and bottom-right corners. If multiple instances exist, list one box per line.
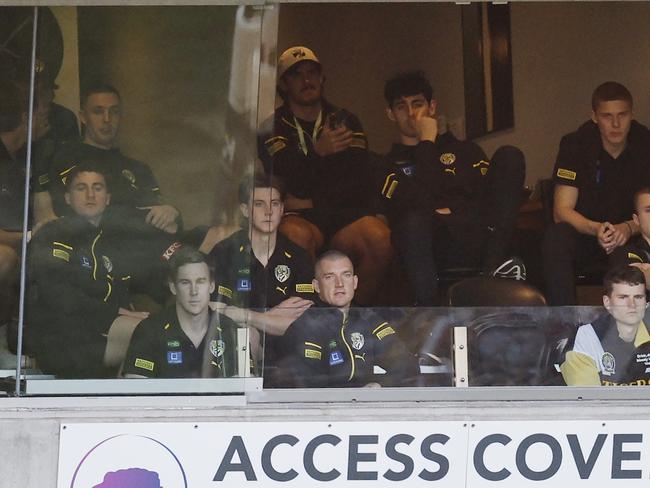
left=258, top=46, right=391, bottom=305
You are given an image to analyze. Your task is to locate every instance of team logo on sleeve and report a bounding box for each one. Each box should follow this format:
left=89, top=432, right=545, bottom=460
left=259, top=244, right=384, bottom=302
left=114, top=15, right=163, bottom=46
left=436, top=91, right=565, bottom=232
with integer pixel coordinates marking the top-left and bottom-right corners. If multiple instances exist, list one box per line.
left=210, top=339, right=225, bottom=358
left=275, top=264, right=291, bottom=283
left=602, top=352, right=616, bottom=375
left=102, top=255, right=113, bottom=273
left=350, top=332, right=365, bottom=350
left=440, top=153, right=456, bottom=165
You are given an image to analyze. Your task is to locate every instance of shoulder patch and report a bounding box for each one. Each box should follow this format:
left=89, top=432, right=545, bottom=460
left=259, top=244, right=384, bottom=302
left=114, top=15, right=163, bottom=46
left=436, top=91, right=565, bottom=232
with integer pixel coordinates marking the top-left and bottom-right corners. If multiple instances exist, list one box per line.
left=373, top=321, right=396, bottom=340
left=296, top=283, right=314, bottom=293
left=217, top=285, right=233, bottom=298
left=628, top=252, right=643, bottom=262
left=305, top=349, right=322, bottom=360
left=52, top=249, right=70, bottom=262
left=556, top=168, right=577, bottom=181
left=134, top=358, right=155, bottom=371
left=376, top=326, right=396, bottom=340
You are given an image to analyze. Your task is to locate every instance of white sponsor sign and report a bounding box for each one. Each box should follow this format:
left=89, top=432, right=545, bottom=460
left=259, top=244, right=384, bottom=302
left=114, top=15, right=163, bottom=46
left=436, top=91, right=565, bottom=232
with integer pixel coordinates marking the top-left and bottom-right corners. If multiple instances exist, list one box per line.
left=58, top=420, right=650, bottom=487
left=467, top=421, right=650, bottom=487
left=58, top=421, right=468, bottom=487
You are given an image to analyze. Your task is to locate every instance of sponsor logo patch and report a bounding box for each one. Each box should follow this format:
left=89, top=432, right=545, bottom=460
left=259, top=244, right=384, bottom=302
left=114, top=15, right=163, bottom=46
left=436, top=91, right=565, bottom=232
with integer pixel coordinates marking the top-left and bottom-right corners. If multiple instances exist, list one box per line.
left=80, top=255, right=92, bottom=268
left=305, top=349, right=322, bottom=360
left=376, top=326, right=396, bottom=340
left=167, top=340, right=180, bottom=348
left=237, top=279, right=251, bottom=292
left=556, top=168, right=577, bottom=181
left=329, top=351, right=344, bottom=366
left=167, top=351, right=183, bottom=365
left=162, top=242, right=182, bottom=261
left=296, top=283, right=314, bottom=293
left=218, top=285, right=233, bottom=298
left=135, top=358, right=154, bottom=371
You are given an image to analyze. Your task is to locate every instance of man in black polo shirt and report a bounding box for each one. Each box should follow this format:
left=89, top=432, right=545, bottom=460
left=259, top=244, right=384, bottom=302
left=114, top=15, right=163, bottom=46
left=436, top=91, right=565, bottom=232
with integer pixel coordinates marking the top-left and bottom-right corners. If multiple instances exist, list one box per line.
left=123, top=248, right=237, bottom=378
left=34, top=82, right=180, bottom=233
left=543, top=82, right=650, bottom=305
left=258, top=46, right=391, bottom=305
left=207, top=175, right=314, bottom=365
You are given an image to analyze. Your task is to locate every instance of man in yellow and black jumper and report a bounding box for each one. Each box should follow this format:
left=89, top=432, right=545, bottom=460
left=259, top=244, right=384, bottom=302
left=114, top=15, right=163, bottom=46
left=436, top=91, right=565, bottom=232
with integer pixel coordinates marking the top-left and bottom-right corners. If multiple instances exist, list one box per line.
left=274, top=250, right=419, bottom=388
left=258, top=46, right=391, bottom=306
left=561, top=266, right=650, bottom=386
left=380, top=71, right=525, bottom=305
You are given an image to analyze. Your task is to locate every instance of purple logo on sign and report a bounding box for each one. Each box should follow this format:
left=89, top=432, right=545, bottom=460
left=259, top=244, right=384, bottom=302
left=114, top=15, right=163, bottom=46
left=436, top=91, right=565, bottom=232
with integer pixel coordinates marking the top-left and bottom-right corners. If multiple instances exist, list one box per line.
left=69, top=434, right=187, bottom=488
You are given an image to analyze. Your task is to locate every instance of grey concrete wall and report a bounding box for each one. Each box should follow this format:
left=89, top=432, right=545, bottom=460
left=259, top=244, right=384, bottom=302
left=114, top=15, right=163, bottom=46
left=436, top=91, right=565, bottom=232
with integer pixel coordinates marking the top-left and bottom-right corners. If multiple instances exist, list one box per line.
left=3, top=394, right=650, bottom=487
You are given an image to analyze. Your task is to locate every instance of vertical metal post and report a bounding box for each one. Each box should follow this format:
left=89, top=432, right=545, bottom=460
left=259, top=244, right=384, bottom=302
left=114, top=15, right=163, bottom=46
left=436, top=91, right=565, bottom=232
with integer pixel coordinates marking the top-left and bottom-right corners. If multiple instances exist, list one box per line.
left=453, top=326, right=469, bottom=387
left=14, top=6, right=39, bottom=396
left=237, top=327, right=251, bottom=378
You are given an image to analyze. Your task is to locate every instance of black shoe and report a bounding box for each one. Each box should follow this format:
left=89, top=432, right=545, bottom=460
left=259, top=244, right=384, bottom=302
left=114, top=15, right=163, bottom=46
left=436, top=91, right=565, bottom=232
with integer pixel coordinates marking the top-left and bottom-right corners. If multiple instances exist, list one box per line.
left=492, top=257, right=527, bottom=281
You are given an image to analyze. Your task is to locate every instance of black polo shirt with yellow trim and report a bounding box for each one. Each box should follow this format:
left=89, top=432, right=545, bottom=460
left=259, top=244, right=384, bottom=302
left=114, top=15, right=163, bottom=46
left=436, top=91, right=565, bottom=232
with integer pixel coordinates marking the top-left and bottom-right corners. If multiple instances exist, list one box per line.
left=552, top=120, right=650, bottom=224
left=274, top=307, right=419, bottom=388
left=123, top=306, right=238, bottom=378
left=208, top=229, right=315, bottom=309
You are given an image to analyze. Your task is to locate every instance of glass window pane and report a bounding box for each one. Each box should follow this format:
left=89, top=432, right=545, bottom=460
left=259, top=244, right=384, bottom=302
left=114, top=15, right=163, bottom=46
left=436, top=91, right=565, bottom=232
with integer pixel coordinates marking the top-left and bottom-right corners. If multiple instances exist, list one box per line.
left=21, top=5, right=267, bottom=394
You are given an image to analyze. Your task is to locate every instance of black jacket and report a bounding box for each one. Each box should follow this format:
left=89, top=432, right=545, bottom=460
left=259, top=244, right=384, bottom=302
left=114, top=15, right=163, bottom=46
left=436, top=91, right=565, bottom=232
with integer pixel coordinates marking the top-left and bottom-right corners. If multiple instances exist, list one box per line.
left=380, top=132, right=490, bottom=219
left=258, top=100, right=380, bottom=213
left=273, top=306, right=419, bottom=388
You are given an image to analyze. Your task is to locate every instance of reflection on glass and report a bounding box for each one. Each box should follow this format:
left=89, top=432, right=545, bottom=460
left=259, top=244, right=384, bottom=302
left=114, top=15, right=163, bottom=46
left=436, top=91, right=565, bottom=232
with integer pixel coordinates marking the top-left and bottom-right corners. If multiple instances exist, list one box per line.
left=207, top=175, right=316, bottom=379
left=14, top=5, right=264, bottom=389
left=561, top=266, right=650, bottom=387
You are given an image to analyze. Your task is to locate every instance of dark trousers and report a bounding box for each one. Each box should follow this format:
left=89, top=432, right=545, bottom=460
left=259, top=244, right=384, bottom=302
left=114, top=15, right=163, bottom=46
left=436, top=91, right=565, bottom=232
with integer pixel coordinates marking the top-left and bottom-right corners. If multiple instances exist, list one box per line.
left=542, top=221, right=609, bottom=305
left=392, top=145, right=526, bottom=305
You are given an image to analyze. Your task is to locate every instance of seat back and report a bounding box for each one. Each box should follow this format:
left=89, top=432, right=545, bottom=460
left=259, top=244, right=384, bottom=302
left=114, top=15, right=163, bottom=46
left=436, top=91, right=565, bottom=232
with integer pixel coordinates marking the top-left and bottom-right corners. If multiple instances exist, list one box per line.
left=446, top=276, right=546, bottom=307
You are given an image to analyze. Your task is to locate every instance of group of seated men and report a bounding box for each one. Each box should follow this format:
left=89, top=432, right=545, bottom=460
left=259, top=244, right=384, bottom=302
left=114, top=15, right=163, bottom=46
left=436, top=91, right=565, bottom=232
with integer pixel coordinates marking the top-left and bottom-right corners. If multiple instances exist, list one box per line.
left=2, top=43, right=650, bottom=387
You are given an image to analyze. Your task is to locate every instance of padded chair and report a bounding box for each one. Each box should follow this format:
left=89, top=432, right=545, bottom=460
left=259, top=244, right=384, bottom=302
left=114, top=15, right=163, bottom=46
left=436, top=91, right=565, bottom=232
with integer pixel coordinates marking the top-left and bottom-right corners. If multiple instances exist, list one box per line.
left=446, top=276, right=547, bottom=307
left=466, top=311, right=551, bottom=386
